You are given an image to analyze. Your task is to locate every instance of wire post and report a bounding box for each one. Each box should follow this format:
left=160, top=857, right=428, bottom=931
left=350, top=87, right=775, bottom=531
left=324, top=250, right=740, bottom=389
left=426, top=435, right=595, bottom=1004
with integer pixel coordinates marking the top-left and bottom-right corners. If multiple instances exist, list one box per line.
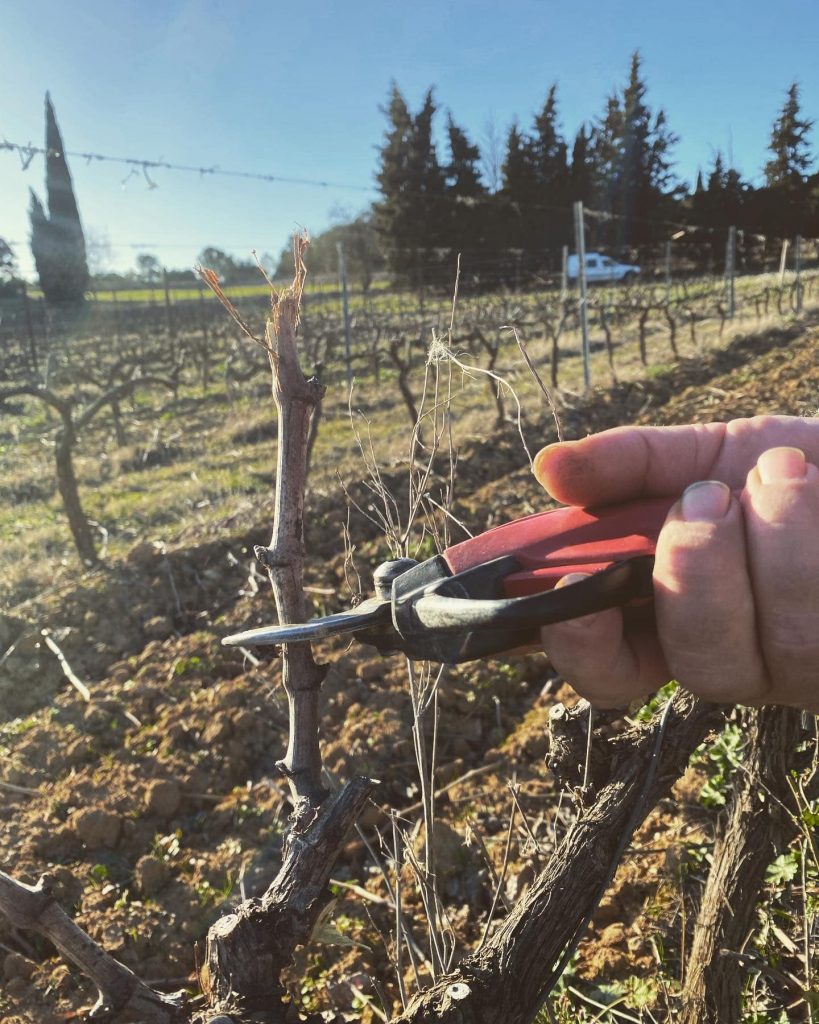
left=795, top=235, right=803, bottom=314
left=111, top=283, right=122, bottom=348
left=337, top=242, right=353, bottom=388
left=664, top=239, right=672, bottom=302
left=162, top=267, right=176, bottom=340
left=573, top=201, right=591, bottom=392
left=20, top=280, right=38, bottom=371
left=725, top=226, right=736, bottom=319
left=778, top=238, right=790, bottom=285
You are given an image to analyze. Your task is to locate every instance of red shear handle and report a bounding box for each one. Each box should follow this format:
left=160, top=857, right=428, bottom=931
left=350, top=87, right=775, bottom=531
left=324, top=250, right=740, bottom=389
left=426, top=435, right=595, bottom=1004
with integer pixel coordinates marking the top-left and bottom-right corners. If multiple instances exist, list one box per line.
left=444, top=496, right=676, bottom=598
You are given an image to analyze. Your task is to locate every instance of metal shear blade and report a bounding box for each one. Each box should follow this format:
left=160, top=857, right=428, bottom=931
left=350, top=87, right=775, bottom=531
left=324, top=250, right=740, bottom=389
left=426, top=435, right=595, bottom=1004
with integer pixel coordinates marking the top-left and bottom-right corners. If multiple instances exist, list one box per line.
left=222, top=597, right=390, bottom=647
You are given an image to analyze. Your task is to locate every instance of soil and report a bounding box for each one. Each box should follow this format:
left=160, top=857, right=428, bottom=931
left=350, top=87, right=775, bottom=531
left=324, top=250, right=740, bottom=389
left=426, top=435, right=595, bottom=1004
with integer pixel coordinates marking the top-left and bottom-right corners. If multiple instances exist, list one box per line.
left=1, top=314, right=818, bottom=1022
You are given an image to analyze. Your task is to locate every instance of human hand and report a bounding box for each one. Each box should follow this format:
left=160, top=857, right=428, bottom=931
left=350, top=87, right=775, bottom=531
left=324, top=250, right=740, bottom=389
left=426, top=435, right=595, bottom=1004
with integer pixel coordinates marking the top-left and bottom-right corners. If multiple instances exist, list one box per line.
left=534, top=414, right=819, bottom=713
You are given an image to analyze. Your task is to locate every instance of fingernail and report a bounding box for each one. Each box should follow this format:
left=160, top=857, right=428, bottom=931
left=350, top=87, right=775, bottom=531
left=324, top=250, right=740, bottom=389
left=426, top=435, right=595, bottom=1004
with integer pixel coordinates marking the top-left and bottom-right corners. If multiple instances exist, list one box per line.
left=533, top=443, right=561, bottom=483
left=757, top=447, right=806, bottom=485
left=555, top=572, right=591, bottom=589
left=553, top=573, right=600, bottom=628
left=681, top=480, right=731, bottom=522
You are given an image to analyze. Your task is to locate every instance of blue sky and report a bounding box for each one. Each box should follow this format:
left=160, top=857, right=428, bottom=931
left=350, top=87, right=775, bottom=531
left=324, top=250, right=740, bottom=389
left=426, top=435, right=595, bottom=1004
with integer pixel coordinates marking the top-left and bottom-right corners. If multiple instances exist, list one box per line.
left=2, top=0, right=818, bottom=277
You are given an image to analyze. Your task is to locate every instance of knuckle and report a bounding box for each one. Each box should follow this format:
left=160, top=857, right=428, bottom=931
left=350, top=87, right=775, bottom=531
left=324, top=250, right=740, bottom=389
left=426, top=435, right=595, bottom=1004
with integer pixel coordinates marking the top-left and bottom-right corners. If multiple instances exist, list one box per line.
left=761, top=609, right=819, bottom=659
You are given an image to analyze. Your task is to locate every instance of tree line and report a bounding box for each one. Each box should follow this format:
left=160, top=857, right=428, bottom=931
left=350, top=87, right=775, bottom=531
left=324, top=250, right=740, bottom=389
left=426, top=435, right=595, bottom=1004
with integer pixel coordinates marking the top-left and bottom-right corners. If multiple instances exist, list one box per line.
left=370, top=52, right=817, bottom=286
left=3, top=59, right=817, bottom=302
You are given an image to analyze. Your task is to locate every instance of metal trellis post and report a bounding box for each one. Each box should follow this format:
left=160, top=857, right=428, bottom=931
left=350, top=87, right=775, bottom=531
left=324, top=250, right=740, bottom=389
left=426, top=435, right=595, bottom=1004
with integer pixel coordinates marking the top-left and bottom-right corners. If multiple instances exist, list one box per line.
left=337, top=242, right=353, bottom=388
left=573, top=201, right=590, bottom=391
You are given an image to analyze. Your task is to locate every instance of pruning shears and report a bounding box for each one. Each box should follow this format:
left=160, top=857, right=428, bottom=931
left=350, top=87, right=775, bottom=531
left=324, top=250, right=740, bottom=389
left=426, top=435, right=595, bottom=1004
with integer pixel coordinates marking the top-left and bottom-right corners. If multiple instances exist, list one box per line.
left=223, top=496, right=676, bottom=664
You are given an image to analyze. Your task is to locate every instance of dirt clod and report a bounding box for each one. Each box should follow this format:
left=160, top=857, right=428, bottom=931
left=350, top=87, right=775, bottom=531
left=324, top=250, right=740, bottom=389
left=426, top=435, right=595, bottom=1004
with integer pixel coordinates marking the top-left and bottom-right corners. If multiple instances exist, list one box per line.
left=70, top=807, right=123, bottom=849
left=134, top=854, right=170, bottom=896
left=144, top=779, right=182, bottom=819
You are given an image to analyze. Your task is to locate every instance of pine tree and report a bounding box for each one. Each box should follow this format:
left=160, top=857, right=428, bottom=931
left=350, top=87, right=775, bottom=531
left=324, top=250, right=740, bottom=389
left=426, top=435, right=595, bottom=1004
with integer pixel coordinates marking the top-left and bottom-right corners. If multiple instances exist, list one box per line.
left=444, top=114, right=487, bottom=264
left=569, top=124, right=594, bottom=204
left=29, top=93, right=89, bottom=303
left=762, top=82, right=814, bottom=236
left=501, top=122, right=540, bottom=250
left=590, top=53, right=678, bottom=246
left=589, top=92, right=623, bottom=246
left=532, top=85, right=568, bottom=195
left=374, top=84, right=446, bottom=284
left=531, top=85, right=571, bottom=247
left=444, top=114, right=485, bottom=198
left=689, top=151, right=747, bottom=261
left=765, top=82, right=814, bottom=189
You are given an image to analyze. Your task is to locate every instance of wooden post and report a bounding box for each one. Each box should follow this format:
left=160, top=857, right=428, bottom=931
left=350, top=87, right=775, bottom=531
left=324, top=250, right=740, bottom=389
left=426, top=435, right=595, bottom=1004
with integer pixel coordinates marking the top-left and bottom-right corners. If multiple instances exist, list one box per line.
left=560, top=245, right=568, bottom=306
left=778, top=238, right=790, bottom=285
left=795, top=235, right=803, bottom=313
left=21, top=281, right=38, bottom=370
left=573, top=201, right=591, bottom=391
left=162, top=267, right=175, bottom=340
left=664, top=239, right=672, bottom=302
left=337, top=242, right=353, bottom=388
left=725, top=226, right=736, bottom=319
left=111, top=285, right=122, bottom=348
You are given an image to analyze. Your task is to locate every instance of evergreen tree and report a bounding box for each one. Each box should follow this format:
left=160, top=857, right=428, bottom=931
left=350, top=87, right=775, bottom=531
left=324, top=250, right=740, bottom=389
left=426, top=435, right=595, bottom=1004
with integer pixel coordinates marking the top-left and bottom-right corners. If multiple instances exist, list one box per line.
left=569, top=124, right=594, bottom=204
left=532, top=85, right=568, bottom=194
left=688, top=151, right=748, bottom=262
left=29, top=93, right=89, bottom=303
left=532, top=85, right=571, bottom=247
left=374, top=84, right=446, bottom=284
left=765, top=82, right=814, bottom=188
left=444, top=114, right=485, bottom=197
left=589, top=92, right=623, bottom=245
left=590, top=53, right=678, bottom=247
left=501, top=122, right=540, bottom=250
left=443, top=114, right=488, bottom=264
left=762, top=82, right=814, bottom=236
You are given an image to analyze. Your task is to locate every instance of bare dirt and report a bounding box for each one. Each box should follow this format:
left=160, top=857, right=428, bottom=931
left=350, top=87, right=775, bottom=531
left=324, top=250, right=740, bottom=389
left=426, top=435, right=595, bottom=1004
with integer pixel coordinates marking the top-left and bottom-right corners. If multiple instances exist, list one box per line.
left=1, top=314, right=818, bottom=1022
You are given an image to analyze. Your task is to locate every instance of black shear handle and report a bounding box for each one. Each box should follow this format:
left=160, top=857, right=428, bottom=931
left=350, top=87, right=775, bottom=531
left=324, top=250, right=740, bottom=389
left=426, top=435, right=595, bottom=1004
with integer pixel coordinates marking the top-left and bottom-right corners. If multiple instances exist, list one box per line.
left=410, top=555, right=656, bottom=635
left=378, top=553, right=656, bottom=663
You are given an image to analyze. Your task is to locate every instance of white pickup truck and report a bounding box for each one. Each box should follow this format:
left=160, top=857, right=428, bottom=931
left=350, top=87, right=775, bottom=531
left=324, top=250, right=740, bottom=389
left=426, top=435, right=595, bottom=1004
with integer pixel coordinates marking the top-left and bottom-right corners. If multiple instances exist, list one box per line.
left=567, top=252, right=640, bottom=284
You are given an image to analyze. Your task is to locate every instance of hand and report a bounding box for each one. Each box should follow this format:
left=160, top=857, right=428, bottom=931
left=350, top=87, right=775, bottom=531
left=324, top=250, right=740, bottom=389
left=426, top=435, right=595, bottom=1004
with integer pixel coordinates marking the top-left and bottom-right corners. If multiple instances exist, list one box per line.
left=534, top=414, right=819, bottom=713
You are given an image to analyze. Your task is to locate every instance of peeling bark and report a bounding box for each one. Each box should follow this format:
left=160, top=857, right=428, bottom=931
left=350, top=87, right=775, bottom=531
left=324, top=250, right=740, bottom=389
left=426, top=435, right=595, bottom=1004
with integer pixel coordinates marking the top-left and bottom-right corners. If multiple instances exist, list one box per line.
left=680, top=706, right=811, bottom=1024
left=391, top=692, right=724, bottom=1024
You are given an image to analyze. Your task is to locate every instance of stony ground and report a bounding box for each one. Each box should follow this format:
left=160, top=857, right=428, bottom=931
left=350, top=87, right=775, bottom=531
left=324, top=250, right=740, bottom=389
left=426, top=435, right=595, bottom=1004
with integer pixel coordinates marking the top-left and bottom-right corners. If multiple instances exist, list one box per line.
left=1, top=313, right=817, bottom=1022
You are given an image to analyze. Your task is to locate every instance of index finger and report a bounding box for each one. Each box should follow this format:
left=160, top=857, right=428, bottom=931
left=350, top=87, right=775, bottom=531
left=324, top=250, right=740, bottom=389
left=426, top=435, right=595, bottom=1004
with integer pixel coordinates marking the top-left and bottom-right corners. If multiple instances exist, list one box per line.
left=534, top=416, right=819, bottom=507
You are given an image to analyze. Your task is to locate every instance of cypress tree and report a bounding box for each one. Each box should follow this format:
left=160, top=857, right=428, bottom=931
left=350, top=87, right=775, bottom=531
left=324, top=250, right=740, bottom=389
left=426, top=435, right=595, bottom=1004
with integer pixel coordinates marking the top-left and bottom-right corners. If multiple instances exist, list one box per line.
left=29, top=93, right=89, bottom=303
left=763, top=82, right=814, bottom=236
left=590, top=53, right=678, bottom=246
left=444, top=114, right=485, bottom=198
left=374, top=84, right=446, bottom=284
left=569, top=124, right=594, bottom=205
left=532, top=85, right=571, bottom=247
left=589, top=93, right=623, bottom=247
left=444, top=114, right=487, bottom=263
left=689, top=151, right=748, bottom=261
left=532, top=85, right=569, bottom=198
left=501, top=122, right=540, bottom=251
left=765, top=83, right=814, bottom=188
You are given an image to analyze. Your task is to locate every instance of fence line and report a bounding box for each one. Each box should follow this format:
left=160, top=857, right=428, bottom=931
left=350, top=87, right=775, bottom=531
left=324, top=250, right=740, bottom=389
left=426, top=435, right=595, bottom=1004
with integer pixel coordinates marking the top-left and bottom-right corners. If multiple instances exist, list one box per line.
left=1, top=236, right=817, bottom=395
